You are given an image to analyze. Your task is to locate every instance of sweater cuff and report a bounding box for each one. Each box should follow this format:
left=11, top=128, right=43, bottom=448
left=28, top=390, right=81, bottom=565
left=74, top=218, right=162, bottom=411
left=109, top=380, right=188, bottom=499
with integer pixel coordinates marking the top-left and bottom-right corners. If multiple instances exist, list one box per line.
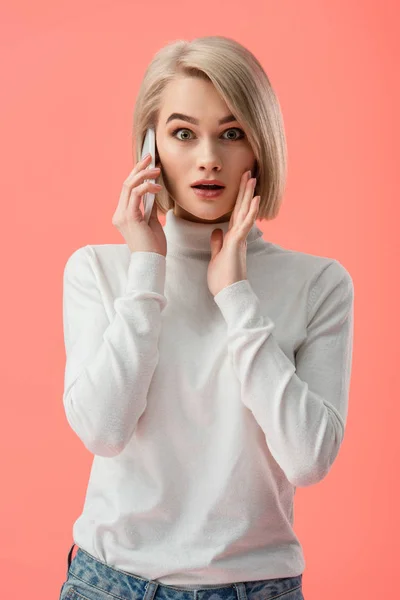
left=126, top=251, right=166, bottom=296
left=213, top=279, right=268, bottom=330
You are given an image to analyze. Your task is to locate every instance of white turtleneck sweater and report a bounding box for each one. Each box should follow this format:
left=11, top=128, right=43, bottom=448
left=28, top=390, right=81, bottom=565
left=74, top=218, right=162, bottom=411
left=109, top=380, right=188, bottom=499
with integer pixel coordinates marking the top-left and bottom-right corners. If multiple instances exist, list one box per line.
left=62, top=209, right=354, bottom=587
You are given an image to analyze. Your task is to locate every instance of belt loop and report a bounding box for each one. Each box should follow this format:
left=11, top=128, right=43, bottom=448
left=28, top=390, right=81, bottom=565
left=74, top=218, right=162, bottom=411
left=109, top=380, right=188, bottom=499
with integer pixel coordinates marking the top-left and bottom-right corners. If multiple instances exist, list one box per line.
left=233, top=582, right=247, bottom=600
left=142, top=581, right=159, bottom=600
left=67, top=542, right=76, bottom=576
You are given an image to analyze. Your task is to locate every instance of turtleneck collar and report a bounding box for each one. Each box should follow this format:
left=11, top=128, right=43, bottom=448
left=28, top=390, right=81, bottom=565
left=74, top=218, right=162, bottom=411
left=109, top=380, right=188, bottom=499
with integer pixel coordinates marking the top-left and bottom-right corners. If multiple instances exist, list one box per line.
left=163, top=209, right=264, bottom=254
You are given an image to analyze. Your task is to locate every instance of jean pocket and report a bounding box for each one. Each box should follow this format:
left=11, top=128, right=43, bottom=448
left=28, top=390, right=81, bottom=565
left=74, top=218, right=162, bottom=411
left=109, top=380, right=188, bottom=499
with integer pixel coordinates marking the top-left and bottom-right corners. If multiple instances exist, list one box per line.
left=61, top=583, right=111, bottom=600
left=272, top=585, right=304, bottom=600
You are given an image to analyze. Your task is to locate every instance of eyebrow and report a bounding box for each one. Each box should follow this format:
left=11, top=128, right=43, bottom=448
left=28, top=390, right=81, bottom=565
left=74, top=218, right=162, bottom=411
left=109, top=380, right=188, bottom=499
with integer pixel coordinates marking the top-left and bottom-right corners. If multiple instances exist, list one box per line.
left=165, top=112, right=238, bottom=126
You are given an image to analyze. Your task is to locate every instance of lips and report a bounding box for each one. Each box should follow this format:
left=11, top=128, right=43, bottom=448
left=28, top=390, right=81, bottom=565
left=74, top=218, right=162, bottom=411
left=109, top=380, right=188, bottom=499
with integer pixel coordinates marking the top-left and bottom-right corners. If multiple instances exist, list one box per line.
left=191, top=179, right=225, bottom=187
left=191, top=186, right=225, bottom=198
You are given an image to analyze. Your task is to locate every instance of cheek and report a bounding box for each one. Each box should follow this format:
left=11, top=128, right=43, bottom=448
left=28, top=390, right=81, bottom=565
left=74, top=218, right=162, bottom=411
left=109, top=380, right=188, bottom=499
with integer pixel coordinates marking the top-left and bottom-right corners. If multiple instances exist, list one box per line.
left=159, top=146, right=189, bottom=177
left=165, top=143, right=187, bottom=162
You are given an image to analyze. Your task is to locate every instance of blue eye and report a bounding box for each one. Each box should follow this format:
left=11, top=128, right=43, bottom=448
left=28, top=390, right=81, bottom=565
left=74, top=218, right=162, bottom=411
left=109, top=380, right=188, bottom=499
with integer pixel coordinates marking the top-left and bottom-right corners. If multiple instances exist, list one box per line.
left=171, top=127, right=245, bottom=141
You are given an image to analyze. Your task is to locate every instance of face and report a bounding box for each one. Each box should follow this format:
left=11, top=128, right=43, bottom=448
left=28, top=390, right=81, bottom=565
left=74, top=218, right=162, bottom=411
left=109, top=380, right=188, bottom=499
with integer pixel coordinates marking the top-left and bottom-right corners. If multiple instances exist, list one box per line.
left=154, top=76, right=257, bottom=224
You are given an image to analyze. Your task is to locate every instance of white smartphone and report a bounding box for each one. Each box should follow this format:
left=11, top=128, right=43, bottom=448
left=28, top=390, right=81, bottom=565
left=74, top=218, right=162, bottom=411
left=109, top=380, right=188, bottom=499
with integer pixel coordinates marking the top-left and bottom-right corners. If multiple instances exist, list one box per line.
left=140, top=127, right=156, bottom=223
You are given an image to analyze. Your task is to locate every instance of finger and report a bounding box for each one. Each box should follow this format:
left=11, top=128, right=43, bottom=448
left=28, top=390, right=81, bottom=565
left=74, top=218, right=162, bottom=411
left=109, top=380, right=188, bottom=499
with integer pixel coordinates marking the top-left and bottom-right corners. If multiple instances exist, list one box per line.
left=128, top=181, right=162, bottom=211
left=237, top=177, right=256, bottom=221
left=122, top=166, right=159, bottom=199
left=137, top=153, right=153, bottom=170
left=230, top=170, right=251, bottom=226
left=127, top=162, right=159, bottom=186
left=120, top=167, right=160, bottom=208
left=127, top=153, right=153, bottom=180
left=241, top=195, right=260, bottom=231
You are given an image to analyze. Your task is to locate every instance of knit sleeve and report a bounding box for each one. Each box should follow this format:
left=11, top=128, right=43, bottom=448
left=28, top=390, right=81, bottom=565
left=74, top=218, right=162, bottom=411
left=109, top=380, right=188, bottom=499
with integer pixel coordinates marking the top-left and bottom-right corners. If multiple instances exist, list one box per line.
left=213, top=260, right=354, bottom=487
left=62, top=246, right=167, bottom=457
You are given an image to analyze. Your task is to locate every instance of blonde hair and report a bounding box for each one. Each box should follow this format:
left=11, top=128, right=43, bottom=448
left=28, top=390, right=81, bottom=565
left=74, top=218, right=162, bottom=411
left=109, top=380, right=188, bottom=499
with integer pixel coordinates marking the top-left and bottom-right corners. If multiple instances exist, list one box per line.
left=133, top=35, right=287, bottom=221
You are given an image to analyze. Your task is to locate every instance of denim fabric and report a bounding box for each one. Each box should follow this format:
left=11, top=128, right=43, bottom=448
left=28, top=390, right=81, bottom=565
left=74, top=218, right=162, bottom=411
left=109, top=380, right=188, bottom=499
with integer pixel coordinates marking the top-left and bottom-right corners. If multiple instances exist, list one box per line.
left=59, top=543, right=304, bottom=600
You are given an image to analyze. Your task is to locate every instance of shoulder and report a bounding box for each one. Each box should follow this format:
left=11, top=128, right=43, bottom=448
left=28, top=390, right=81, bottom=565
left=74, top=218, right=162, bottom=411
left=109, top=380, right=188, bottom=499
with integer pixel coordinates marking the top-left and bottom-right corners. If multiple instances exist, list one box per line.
left=64, top=244, right=129, bottom=274
left=259, top=240, right=353, bottom=289
left=272, top=245, right=354, bottom=322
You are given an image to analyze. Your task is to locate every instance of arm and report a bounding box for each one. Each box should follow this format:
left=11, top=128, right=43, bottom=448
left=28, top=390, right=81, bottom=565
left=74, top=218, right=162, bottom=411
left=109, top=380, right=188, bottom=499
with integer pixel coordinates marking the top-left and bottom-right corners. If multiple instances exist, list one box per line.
left=213, top=260, right=354, bottom=487
left=62, top=246, right=167, bottom=457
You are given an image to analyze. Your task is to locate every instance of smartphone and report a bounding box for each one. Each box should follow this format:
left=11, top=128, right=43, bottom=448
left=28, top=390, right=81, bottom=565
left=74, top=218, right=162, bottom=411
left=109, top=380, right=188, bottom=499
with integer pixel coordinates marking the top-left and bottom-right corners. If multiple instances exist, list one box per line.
left=140, top=127, right=156, bottom=223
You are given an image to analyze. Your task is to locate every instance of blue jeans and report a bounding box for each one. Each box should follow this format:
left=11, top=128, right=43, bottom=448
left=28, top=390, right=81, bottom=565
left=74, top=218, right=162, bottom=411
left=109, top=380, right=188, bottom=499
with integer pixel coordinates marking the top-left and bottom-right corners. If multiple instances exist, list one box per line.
left=59, top=543, right=304, bottom=600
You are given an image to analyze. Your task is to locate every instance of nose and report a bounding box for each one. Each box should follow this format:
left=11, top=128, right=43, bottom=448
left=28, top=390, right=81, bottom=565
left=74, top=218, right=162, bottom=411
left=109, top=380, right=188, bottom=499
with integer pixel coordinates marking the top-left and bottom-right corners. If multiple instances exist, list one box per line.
left=197, top=156, right=222, bottom=172
left=194, top=139, right=223, bottom=172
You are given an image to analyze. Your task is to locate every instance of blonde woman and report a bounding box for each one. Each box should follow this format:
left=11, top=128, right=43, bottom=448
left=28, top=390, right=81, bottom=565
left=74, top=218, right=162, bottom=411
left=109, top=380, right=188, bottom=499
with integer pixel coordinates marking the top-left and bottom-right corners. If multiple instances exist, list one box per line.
left=59, top=35, right=354, bottom=600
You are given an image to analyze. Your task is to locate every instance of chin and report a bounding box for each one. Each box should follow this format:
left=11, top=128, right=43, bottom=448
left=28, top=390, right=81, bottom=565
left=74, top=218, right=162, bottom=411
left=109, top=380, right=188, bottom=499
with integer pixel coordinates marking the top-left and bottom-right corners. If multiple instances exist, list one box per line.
left=177, top=202, right=232, bottom=224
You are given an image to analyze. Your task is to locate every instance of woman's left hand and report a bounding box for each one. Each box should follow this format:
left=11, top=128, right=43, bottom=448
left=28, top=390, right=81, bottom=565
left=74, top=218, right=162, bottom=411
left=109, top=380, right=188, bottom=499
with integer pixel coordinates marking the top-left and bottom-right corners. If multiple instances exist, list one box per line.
left=207, top=170, right=260, bottom=298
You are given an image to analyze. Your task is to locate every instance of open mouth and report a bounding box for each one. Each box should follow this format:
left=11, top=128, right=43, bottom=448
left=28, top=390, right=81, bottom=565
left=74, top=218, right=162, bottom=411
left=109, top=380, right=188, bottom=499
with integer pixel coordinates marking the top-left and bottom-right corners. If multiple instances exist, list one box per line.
left=191, top=184, right=225, bottom=190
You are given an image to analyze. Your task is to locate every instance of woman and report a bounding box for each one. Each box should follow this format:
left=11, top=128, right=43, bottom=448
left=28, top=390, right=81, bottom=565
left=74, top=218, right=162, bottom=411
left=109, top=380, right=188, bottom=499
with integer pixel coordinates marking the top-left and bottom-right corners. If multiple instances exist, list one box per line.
left=59, top=35, right=354, bottom=600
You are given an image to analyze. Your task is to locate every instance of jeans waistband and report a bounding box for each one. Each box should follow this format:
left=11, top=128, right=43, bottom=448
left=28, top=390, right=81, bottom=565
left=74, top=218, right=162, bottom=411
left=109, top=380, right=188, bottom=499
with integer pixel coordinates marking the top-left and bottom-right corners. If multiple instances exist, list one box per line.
left=66, top=542, right=303, bottom=600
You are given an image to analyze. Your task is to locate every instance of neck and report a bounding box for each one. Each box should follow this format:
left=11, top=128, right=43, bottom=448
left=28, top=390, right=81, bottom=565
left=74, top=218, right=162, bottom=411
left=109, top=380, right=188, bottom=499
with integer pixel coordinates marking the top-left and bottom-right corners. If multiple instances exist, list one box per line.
left=163, top=209, right=265, bottom=254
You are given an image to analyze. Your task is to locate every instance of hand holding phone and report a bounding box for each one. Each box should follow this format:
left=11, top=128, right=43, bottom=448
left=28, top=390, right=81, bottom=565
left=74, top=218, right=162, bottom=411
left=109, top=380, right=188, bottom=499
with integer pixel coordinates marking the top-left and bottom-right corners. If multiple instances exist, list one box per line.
left=111, top=131, right=167, bottom=256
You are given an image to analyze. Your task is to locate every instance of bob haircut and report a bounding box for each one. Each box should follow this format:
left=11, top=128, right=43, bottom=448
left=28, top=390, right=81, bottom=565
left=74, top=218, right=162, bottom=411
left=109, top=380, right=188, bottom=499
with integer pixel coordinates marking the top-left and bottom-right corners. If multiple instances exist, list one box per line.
left=133, top=35, right=287, bottom=221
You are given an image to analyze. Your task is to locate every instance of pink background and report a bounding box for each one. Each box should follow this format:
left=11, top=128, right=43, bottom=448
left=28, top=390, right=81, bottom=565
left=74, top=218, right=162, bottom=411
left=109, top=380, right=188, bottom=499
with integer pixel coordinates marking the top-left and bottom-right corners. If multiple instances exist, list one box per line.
left=1, top=1, right=398, bottom=599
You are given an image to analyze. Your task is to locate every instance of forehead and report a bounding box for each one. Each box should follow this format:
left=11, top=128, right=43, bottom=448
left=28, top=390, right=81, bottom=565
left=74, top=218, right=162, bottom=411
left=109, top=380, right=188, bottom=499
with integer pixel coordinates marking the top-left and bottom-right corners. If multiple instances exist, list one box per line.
left=159, top=76, right=230, bottom=121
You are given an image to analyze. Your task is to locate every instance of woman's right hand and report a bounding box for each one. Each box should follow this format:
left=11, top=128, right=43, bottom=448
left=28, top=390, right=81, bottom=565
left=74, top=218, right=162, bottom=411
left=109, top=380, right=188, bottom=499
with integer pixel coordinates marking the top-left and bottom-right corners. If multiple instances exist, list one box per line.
left=112, top=153, right=167, bottom=257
